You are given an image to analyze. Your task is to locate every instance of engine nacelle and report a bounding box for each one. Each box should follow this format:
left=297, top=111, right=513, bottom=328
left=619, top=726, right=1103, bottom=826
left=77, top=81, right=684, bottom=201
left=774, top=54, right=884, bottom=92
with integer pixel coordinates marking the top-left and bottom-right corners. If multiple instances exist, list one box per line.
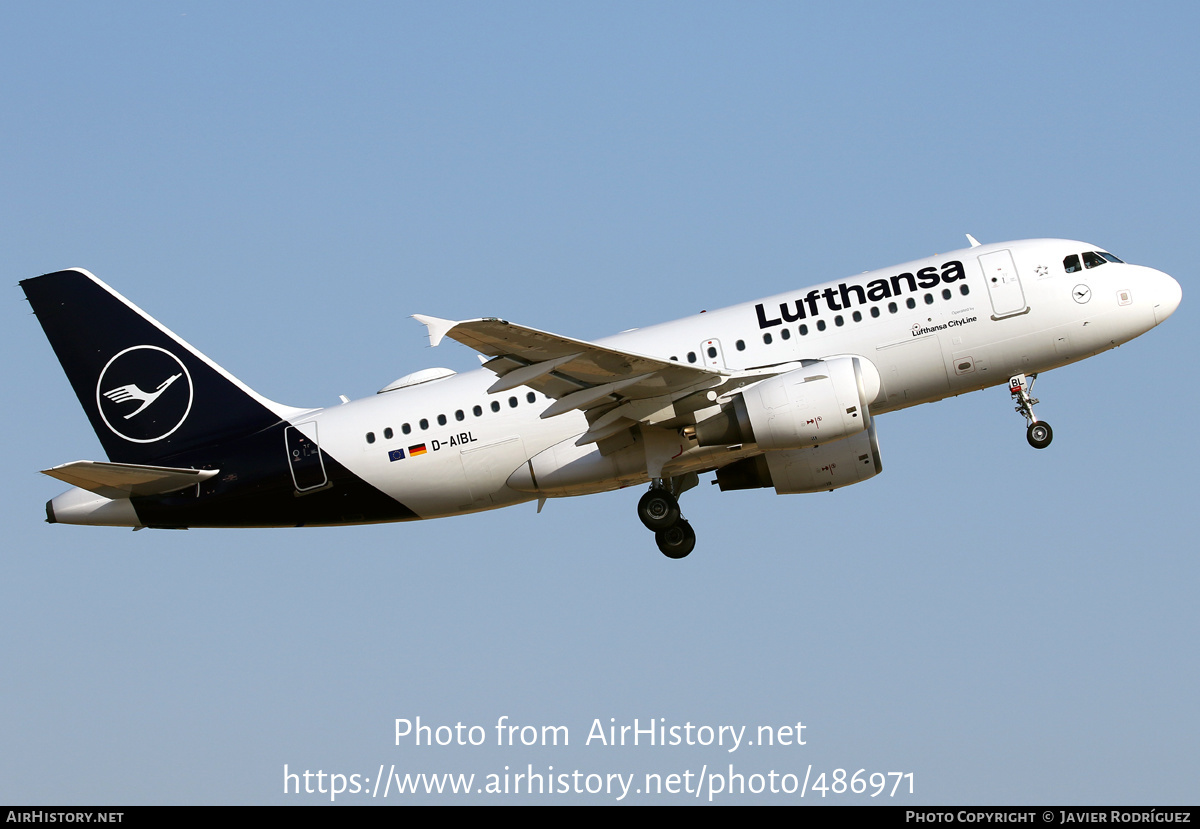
left=715, top=420, right=883, bottom=494
left=695, top=356, right=879, bottom=451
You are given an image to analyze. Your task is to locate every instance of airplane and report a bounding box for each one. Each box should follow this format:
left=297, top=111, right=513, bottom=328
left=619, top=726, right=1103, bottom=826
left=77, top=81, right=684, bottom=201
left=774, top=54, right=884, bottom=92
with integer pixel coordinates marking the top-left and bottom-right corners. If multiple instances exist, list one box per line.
left=20, top=236, right=1182, bottom=558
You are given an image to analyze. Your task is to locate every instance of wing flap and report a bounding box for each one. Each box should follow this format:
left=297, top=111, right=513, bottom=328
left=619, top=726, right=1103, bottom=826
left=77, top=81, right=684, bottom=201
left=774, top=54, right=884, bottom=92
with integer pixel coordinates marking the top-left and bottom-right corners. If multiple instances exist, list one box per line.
left=42, top=460, right=218, bottom=499
left=486, top=352, right=581, bottom=393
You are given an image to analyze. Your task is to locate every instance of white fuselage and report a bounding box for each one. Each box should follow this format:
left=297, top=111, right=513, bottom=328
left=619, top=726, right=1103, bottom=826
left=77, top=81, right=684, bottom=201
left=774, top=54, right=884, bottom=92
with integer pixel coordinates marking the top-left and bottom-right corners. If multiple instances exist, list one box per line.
left=292, top=238, right=1181, bottom=520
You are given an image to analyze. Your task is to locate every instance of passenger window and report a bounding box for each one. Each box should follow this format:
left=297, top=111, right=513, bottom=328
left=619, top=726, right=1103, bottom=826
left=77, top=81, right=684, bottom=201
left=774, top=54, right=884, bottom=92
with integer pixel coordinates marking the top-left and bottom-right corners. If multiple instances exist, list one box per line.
left=888, top=302, right=898, bottom=314
left=366, top=432, right=375, bottom=444
left=707, top=346, right=717, bottom=358
left=870, top=306, right=880, bottom=318
left=852, top=310, right=862, bottom=322
left=687, top=352, right=697, bottom=363
left=437, top=414, right=447, bottom=426
left=526, top=392, right=536, bottom=403
left=1082, top=251, right=1106, bottom=269
left=1064, top=254, right=1081, bottom=273
left=420, top=418, right=429, bottom=430
left=780, top=328, right=790, bottom=340
left=455, top=409, right=464, bottom=421
left=473, top=405, right=482, bottom=417
left=816, top=319, right=827, bottom=331
left=835, top=315, right=844, bottom=327
left=960, top=284, right=970, bottom=296
left=924, top=293, right=934, bottom=305
left=509, top=396, right=518, bottom=408
left=402, top=423, right=411, bottom=434
left=799, top=324, right=808, bottom=335
left=763, top=333, right=773, bottom=344
left=384, top=427, right=393, bottom=440
left=942, top=289, right=951, bottom=300
left=906, top=298, right=916, bottom=309
left=491, top=401, right=500, bottom=413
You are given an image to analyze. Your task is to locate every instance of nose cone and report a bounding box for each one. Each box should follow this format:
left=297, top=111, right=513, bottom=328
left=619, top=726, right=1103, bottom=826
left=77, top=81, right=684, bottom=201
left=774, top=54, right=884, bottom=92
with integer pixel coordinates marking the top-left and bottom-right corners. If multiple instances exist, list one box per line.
left=1152, top=269, right=1183, bottom=325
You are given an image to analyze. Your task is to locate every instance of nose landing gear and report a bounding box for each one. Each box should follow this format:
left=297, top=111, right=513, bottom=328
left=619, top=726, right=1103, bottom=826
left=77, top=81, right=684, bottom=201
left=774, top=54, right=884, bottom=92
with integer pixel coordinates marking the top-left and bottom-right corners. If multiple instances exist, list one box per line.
left=1010, top=373, right=1053, bottom=449
left=638, top=473, right=698, bottom=558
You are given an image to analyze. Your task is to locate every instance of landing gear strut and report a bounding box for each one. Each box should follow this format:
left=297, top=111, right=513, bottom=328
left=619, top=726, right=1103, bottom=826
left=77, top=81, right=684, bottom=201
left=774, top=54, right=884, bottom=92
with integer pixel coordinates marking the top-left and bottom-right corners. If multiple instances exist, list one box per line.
left=638, top=474, right=698, bottom=559
left=1010, top=373, right=1053, bottom=449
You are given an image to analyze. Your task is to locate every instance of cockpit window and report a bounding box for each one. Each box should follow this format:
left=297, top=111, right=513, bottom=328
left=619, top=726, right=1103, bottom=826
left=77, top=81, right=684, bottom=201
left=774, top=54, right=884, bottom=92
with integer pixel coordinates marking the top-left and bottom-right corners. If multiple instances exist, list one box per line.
left=1067, top=251, right=1124, bottom=272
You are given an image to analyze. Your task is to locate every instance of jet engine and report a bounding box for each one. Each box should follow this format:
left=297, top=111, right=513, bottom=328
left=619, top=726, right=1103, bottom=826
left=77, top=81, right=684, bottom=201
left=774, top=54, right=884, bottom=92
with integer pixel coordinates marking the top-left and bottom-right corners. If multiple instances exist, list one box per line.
left=694, top=356, right=880, bottom=451
left=715, top=420, right=883, bottom=494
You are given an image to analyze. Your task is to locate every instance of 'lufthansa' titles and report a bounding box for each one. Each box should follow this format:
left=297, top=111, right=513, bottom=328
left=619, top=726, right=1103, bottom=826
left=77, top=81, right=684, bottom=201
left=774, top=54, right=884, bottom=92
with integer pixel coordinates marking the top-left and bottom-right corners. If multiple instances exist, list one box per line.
left=755, top=260, right=966, bottom=329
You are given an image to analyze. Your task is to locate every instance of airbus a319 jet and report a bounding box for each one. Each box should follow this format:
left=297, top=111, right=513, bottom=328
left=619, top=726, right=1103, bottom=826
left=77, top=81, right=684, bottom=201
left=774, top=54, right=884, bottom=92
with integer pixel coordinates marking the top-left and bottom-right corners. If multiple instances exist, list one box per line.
left=21, top=236, right=1181, bottom=558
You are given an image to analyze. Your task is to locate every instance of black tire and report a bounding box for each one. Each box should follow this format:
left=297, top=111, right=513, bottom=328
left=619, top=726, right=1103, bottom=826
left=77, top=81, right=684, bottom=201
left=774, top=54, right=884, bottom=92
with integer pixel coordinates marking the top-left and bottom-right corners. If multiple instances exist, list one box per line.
left=637, top=488, right=679, bottom=531
left=1027, top=421, right=1053, bottom=449
left=655, top=519, right=696, bottom=559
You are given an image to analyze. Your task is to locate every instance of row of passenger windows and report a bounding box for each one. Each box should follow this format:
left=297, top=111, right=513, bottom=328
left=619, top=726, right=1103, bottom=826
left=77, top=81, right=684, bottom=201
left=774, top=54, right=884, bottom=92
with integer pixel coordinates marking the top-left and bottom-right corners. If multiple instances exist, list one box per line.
left=1064, top=251, right=1123, bottom=273
left=367, top=278, right=981, bottom=441
left=673, top=283, right=972, bottom=361
left=365, top=391, right=539, bottom=444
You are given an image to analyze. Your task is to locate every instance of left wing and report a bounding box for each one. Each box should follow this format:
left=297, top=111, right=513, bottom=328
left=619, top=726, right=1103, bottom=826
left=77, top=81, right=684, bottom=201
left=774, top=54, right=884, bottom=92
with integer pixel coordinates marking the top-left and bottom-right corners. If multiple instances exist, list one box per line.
left=413, top=315, right=727, bottom=444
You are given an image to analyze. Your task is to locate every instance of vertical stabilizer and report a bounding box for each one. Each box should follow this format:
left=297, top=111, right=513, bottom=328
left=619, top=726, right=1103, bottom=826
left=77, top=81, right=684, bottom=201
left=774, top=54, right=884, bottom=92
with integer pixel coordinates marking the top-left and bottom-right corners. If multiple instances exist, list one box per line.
left=21, top=269, right=303, bottom=466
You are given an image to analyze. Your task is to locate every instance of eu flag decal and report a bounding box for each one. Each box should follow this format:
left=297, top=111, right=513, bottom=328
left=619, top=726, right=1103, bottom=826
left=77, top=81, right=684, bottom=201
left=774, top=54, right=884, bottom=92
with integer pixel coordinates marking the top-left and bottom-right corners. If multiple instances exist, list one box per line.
left=388, top=448, right=405, bottom=462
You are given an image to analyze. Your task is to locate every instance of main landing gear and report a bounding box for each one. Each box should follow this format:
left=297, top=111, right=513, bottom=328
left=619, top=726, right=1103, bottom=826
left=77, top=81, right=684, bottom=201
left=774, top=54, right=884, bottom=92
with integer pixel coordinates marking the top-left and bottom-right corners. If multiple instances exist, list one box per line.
left=1009, top=373, right=1053, bottom=449
left=638, top=474, right=698, bottom=559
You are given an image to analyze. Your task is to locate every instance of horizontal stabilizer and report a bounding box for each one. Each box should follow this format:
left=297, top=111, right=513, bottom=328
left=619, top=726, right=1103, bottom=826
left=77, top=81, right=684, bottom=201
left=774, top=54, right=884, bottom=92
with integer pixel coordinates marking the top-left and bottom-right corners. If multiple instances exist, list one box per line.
left=42, top=460, right=218, bottom=499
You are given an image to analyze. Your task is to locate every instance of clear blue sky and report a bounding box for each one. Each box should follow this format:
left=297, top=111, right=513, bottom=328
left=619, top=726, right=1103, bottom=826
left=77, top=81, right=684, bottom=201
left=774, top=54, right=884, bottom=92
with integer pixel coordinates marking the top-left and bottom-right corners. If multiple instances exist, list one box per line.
left=2, top=1, right=1196, bottom=804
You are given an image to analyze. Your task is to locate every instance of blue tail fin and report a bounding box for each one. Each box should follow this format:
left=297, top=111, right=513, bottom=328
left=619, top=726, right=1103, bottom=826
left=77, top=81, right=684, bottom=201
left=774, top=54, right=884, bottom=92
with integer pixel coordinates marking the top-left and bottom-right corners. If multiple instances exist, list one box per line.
left=21, top=269, right=298, bottom=466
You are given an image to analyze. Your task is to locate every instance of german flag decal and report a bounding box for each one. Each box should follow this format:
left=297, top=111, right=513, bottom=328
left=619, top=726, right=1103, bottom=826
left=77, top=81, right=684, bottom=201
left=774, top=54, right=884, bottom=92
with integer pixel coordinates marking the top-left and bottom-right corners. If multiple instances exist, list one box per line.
left=408, top=443, right=427, bottom=457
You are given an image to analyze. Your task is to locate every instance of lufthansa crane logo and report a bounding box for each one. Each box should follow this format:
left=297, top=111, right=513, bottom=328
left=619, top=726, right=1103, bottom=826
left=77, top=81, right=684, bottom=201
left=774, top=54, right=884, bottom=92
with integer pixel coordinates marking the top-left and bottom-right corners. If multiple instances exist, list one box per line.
left=96, top=345, right=194, bottom=443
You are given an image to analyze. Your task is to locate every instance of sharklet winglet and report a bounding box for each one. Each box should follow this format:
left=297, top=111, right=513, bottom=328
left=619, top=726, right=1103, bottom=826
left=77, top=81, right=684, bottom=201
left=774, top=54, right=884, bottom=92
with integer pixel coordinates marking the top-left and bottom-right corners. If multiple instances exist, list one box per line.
left=412, top=314, right=458, bottom=348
